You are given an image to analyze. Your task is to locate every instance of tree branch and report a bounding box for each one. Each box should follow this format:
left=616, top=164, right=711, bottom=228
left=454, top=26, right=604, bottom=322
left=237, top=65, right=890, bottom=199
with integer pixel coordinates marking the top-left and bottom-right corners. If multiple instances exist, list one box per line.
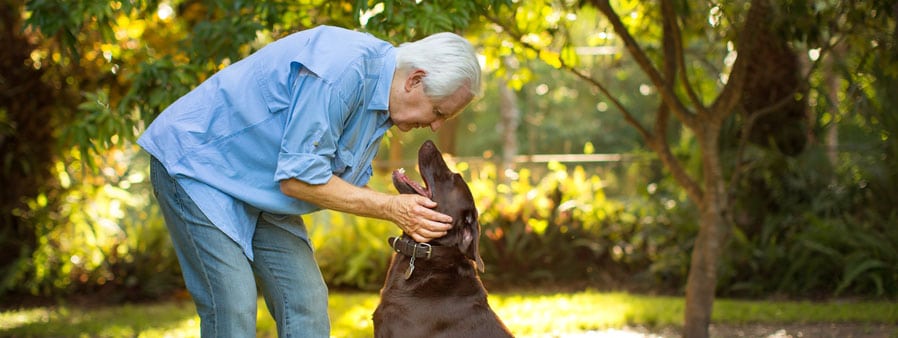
left=593, top=0, right=698, bottom=130
left=485, top=2, right=705, bottom=202
left=655, top=0, right=703, bottom=203
left=661, top=0, right=710, bottom=117
left=482, top=10, right=654, bottom=141
left=559, top=59, right=652, bottom=140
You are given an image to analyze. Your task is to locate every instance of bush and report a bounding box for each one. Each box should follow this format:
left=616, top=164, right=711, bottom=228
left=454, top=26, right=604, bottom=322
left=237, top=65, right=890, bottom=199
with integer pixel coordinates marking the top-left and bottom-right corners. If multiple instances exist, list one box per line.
left=4, top=148, right=183, bottom=302
left=307, top=210, right=396, bottom=291
left=448, top=159, right=695, bottom=292
left=721, top=145, right=898, bottom=298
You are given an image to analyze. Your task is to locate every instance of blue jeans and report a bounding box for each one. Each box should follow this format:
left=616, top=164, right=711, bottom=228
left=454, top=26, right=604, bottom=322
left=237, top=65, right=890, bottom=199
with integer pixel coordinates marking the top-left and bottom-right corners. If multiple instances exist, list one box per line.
left=150, top=156, right=330, bottom=337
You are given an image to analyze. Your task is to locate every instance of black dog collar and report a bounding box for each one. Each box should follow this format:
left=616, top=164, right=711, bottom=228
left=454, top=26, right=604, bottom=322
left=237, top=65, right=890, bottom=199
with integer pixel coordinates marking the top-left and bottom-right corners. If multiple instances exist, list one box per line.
left=389, top=236, right=462, bottom=279
left=388, top=236, right=433, bottom=259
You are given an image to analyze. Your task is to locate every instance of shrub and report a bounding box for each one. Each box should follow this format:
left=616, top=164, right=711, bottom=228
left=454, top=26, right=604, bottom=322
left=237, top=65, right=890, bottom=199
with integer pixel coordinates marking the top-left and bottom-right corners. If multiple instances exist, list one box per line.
left=458, top=159, right=695, bottom=292
left=721, top=146, right=898, bottom=298
left=5, top=148, right=183, bottom=302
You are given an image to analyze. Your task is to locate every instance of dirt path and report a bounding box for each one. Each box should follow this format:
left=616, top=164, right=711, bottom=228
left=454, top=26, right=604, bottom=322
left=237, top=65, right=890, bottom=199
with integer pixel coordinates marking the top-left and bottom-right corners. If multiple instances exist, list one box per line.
left=708, top=323, right=898, bottom=338
left=531, top=323, right=898, bottom=337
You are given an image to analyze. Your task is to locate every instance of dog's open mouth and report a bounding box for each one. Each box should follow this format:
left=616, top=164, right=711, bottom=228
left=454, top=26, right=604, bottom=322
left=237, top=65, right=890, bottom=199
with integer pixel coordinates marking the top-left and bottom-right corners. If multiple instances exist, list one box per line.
left=392, top=168, right=432, bottom=199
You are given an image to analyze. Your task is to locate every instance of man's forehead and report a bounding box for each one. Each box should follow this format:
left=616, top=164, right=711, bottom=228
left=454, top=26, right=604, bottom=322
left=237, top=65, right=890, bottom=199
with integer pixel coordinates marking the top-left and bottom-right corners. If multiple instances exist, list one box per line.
left=442, top=89, right=475, bottom=119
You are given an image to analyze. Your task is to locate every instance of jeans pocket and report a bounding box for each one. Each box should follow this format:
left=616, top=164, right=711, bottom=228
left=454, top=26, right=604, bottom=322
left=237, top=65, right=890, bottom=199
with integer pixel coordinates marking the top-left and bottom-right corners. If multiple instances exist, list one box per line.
left=149, top=156, right=163, bottom=198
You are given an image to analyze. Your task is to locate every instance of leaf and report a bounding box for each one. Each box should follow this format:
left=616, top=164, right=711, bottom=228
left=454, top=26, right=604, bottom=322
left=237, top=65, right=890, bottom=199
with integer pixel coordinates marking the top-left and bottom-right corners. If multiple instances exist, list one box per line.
left=800, top=238, right=841, bottom=260
left=836, top=259, right=885, bottom=295
left=538, top=50, right=562, bottom=69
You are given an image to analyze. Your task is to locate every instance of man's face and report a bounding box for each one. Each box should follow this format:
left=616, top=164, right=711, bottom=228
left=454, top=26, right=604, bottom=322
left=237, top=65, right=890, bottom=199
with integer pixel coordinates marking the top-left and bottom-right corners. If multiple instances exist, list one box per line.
left=389, top=69, right=473, bottom=132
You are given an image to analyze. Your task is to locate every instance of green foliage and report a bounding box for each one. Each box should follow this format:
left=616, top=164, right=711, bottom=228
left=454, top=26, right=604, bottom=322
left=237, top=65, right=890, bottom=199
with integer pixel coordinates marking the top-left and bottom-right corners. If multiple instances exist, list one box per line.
left=4, top=148, right=182, bottom=300
left=307, top=210, right=396, bottom=291
left=722, top=145, right=898, bottom=298
left=718, top=3, right=898, bottom=298
left=451, top=158, right=697, bottom=291
left=358, top=0, right=508, bottom=40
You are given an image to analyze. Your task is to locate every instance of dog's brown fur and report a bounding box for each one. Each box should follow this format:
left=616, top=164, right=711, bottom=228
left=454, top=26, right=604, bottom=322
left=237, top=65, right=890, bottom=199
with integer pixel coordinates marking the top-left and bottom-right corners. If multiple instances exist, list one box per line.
left=373, top=140, right=513, bottom=338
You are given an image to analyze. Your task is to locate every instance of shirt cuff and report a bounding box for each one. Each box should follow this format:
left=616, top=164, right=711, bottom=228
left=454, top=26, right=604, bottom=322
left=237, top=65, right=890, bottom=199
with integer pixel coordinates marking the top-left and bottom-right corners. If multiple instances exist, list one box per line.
left=275, top=152, right=333, bottom=185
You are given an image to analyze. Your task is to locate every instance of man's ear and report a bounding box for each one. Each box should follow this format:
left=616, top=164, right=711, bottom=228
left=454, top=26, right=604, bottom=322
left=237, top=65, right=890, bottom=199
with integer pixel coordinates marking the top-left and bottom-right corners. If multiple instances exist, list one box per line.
left=404, top=69, right=427, bottom=91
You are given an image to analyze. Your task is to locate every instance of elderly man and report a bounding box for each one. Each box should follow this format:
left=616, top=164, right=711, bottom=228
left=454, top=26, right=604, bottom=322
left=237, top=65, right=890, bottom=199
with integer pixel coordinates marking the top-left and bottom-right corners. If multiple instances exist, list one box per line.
left=139, top=25, right=481, bottom=337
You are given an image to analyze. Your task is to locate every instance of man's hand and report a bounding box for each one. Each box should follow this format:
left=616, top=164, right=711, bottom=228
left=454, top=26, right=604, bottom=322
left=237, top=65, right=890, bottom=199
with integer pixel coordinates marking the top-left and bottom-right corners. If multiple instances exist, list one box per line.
left=387, top=194, right=452, bottom=243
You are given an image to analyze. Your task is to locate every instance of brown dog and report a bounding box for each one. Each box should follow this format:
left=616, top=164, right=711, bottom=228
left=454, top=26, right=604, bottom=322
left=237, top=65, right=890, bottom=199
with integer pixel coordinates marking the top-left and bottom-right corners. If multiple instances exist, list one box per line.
left=373, top=140, right=513, bottom=337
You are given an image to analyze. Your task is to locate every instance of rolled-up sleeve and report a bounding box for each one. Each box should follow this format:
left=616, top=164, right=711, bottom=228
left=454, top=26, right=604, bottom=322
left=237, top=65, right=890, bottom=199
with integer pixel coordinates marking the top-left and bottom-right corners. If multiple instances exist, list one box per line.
left=274, top=68, right=348, bottom=185
left=275, top=152, right=332, bottom=184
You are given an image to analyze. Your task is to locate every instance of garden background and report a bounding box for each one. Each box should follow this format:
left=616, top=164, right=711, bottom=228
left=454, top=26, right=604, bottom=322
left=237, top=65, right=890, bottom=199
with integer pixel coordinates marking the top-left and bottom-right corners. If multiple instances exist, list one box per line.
left=2, top=0, right=897, bottom=337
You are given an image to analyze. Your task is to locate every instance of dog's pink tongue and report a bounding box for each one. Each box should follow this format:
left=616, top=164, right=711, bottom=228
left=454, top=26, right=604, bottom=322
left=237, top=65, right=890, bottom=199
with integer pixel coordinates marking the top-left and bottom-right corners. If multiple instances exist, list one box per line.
left=393, top=169, right=430, bottom=198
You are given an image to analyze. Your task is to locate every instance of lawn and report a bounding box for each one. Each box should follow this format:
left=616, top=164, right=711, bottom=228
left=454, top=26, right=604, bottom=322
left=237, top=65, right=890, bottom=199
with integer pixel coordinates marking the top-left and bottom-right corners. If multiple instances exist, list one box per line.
left=1, top=290, right=896, bottom=337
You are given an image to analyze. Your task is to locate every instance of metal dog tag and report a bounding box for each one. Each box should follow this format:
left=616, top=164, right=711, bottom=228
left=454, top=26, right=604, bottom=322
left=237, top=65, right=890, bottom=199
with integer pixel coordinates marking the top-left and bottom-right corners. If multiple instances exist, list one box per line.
left=404, top=256, right=416, bottom=280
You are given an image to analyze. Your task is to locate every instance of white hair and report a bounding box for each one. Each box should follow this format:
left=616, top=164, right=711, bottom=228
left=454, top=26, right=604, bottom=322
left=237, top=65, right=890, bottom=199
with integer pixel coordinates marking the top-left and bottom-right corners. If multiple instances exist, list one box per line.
left=395, top=32, right=482, bottom=101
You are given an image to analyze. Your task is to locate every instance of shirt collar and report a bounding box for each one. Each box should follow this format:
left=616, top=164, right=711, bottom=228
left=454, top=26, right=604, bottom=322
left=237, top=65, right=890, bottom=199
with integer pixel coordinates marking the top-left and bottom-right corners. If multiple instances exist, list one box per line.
left=368, top=48, right=396, bottom=112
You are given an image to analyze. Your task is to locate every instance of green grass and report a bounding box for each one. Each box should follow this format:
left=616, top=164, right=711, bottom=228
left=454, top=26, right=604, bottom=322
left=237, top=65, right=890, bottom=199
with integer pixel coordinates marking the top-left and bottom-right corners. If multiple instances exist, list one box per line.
left=2, top=291, right=896, bottom=337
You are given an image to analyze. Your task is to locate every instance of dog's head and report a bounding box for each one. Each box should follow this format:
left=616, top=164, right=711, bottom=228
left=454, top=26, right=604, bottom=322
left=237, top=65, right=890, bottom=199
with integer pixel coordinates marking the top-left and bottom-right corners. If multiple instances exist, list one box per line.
left=392, top=140, right=484, bottom=272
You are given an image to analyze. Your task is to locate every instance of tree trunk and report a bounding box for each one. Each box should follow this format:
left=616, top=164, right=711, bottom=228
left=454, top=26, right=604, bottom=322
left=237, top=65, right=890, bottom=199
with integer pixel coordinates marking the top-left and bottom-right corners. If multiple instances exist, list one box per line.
left=385, top=134, right=403, bottom=174
left=0, top=0, right=62, bottom=290
left=498, top=1, right=757, bottom=337
left=824, top=44, right=845, bottom=167
left=437, top=117, right=459, bottom=154
left=498, top=56, right=520, bottom=182
left=683, top=123, right=729, bottom=338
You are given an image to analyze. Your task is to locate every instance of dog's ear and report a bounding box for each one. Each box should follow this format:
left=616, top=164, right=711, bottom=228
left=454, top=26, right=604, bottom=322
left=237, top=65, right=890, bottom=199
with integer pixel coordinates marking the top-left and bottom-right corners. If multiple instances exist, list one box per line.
left=459, top=210, right=484, bottom=272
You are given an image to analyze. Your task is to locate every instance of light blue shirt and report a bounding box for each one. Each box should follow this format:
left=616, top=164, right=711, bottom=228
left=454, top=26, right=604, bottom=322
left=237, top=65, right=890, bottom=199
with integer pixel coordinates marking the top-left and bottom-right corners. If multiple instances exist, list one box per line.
left=138, top=26, right=395, bottom=259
